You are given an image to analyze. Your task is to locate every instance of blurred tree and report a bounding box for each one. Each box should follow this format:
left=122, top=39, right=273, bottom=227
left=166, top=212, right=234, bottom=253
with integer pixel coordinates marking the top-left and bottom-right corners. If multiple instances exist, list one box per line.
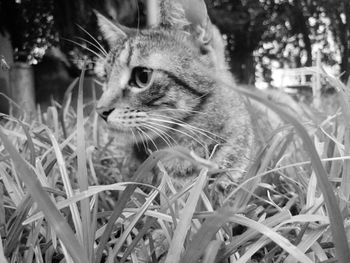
left=0, top=0, right=56, bottom=118
left=319, top=0, right=350, bottom=81
left=207, top=0, right=349, bottom=84
left=0, top=0, right=142, bottom=67
left=0, top=0, right=56, bottom=63
left=0, top=0, right=349, bottom=92
left=51, top=0, right=144, bottom=72
left=256, top=0, right=347, bottom=84
left=0, top=0, right=142, bottom=114
left=255, top=0, right=314, bottom=86
left=207, top=0, right=267, bottom=84
left=206, top=0, right=318, bottom=84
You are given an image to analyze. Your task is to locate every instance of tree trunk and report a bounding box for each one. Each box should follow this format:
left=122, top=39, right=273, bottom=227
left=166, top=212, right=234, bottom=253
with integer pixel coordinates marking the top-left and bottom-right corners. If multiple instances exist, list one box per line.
left=338, top=1, right=349, bottom=82
left=229, top=52, right=255, bottom=84
left=342, top=1, right=350, bottom=82
left=146, top=0, right=159, bottom=27
left=294, top=0, right=312, bottom=67
left=10, top=62, right=36, bottom=120
left=0, top=32, right=13, bottom=114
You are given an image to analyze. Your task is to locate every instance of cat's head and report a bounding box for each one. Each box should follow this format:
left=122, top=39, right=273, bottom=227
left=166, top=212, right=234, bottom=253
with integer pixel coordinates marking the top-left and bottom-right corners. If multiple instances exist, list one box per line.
left=95, top=0, right=225, bottom=142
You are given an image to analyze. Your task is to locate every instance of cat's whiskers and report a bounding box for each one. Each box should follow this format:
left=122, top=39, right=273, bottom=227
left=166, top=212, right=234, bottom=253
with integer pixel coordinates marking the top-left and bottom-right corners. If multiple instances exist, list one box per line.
left=140, top=125, right=165, bottom=149
left=148, top=114, right=226, bottom=143
left=149, top=116, right=216, bottom=142
left=94, top=78, right=105, bottom=88
left=141, top=123, right=175, bottom=148
left=147, top=120, right=208, bottom=153
left=75, top=36, right=108, bottom=57
left=130, top=128, right=140, bottom=150
left=71, top=59, right=99, bottom=66
left=197, top=91, right=212, bottom=101
left=148, top=118, right=210, bottom=148
left=76, top=24, right=108, bottom=56
left=63, top=38, right=106, bottom=60
left=157, top=127, right=177, bottom=146
left=138, top=127, right=159, bottom=151
left=136, top=128, right=148, bottom=151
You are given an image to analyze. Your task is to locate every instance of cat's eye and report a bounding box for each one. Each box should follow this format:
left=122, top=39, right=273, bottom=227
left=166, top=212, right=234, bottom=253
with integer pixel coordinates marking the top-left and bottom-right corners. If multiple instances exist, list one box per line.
left=130, top=67, right=154, bottom=89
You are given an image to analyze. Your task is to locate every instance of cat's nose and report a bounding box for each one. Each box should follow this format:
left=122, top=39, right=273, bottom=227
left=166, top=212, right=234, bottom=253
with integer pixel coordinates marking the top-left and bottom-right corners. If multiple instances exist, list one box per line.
left=96, top=107, right=115, bottom=122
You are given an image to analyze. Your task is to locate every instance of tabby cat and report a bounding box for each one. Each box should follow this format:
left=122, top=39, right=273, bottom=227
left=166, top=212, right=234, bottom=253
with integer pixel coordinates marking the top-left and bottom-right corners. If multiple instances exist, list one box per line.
left=95, top=0, right=255, bottom=198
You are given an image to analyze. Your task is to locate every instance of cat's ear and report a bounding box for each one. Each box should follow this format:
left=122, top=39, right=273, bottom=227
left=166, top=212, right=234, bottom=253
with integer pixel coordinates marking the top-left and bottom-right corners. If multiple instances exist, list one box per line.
left=158, top=0, right=190, bottom=30
left=159, top=0, right=213, bottom=46
left=94, top=11, right=127, bottom=46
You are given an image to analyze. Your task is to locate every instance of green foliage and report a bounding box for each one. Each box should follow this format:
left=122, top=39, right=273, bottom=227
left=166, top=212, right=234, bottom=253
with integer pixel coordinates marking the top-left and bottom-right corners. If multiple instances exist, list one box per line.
left=0, top=0, right=143, bottom=65
left=0, top=0, right=57, bottom=63
left=2, top=0, right=349, bottom=83
left=255, top=0, right=349, bottom=82
left=207, top=0, right=349, bottom=83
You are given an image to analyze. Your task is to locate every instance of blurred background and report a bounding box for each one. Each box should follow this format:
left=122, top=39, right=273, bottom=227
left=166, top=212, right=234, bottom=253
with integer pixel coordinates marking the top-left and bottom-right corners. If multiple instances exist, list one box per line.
left=0, top=0, right=347, bottom=115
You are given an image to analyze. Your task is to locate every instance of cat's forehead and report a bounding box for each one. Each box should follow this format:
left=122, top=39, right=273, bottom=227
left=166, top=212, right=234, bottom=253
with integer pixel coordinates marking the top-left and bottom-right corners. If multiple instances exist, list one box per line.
left=107, top=29, right=193, bottom=69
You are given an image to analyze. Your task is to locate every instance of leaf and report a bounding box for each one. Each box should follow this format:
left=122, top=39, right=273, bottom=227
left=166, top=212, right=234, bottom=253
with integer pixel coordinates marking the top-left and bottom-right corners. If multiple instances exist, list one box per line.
left=94, top=184, right=137, bottom=263
left=165, top=168, right=208, bottom=263
left=76, top=62, right=91, bottom=255
left=221, top=79, right=350, bottom=263
left=0, top=127, right=89, bottom=263
left=229, top=215, right=313, bottom=263
left=44, top=127, right=84, bottom=244
left=181, top=209, right=230, bottom=262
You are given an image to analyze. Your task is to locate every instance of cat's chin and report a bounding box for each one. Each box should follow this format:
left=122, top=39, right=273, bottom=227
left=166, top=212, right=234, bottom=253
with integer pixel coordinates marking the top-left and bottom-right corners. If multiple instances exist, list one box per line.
left=107, top=126, right=129, bottom=133
left=107, top=126, right=157, bottom=143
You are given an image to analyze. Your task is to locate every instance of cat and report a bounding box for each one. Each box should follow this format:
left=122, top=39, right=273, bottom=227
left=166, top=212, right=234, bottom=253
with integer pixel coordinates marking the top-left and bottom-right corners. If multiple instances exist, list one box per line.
left=95, top=0, right=255, bottom=202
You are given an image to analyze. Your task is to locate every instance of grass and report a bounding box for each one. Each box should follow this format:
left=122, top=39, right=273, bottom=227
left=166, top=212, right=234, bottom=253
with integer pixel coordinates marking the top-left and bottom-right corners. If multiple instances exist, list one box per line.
left=1, top=64, right=350, bottom=263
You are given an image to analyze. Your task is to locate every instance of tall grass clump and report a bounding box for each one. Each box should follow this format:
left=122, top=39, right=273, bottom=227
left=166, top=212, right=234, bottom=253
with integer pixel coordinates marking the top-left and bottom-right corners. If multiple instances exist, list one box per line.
left=0, top=63, right=350, bottom=263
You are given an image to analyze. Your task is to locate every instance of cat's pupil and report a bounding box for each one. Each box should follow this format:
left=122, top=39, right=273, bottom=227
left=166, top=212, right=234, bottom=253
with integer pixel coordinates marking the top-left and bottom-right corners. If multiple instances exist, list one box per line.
left=138, top=70, right=149, bottom=84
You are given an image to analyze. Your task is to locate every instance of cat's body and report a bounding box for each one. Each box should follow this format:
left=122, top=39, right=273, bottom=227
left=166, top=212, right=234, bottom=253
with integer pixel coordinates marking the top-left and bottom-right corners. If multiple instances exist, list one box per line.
left=95, top=0, right=255, bottom=194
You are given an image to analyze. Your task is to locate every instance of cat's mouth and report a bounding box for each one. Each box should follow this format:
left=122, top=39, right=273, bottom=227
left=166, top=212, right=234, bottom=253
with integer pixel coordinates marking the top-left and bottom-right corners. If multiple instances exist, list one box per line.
left=106, top=116, right=173, bottom=144
left=103, top=109, right=148, bottom=129
left=100, top=108, right=179, bottom=145
left=106, top=120, right=146, bottom=134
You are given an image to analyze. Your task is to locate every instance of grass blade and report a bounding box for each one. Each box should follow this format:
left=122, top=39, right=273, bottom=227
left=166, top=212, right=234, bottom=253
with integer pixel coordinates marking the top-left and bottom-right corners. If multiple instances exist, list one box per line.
left=59, top=78, right=79, bottom=139
left=0, top=230, right=8, bottom=263
left=0, top=164, right=23, bottom=206
left=24, top=218, right=44, bottom=263
left=76, top=63, right=92, bottom=257
left=0, top=127, right=89, bottom=263
left=181, top=209, right=230, bottom=262
left=94, top=184, right=137, bottom=263
left=4, top=195, right=32, bottom=257
left=202, top=240, right=222, bottom=263
left=23, top=183, right=136, bottom=224
left=284, top=226, right=327, bottom=263
left=0, top=183, right=5, bottom=238
left=44, top=127, right=83, bottom=244
left=107, top=188, right=159, bottom=261
left=120, top=217, right=158, bottom=263
left=19, top=121, right=36, bottom=166
left=224, top=81, right=350, bottom=263
left=89, top=195, right=98, bottom=262
left=230, top=214, right=313, bottom=263
left=165, top=168, right=208, bottom=263
left=218, top=210, right=291, bottom=261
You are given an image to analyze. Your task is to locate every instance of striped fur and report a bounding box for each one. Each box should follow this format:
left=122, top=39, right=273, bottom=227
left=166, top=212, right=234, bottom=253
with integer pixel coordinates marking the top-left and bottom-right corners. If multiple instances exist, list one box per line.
left=95, top=0, right=255, bottom=200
